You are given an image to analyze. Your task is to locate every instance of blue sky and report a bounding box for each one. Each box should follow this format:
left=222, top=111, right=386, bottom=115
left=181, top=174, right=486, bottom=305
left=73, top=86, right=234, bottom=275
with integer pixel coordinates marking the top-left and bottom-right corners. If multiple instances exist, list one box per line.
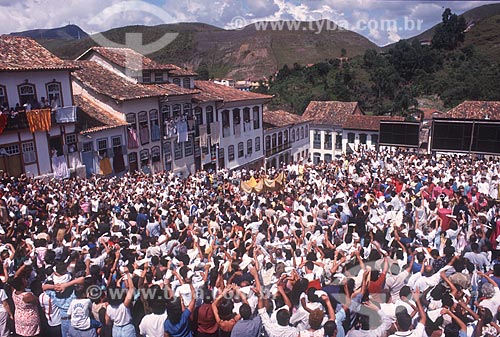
left=1, top=0, right=499, bottom=45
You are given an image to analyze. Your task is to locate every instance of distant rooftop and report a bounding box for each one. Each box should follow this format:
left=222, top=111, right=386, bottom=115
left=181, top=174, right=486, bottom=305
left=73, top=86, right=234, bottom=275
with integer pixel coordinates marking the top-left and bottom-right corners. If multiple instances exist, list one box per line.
left=0, top=35, right=78, bottom=72
left=263, top=109, right=309, bottom=129
left=79, top=46, right=197, bottom=76
left=194, top=80, right=272, bottom=103
left=445, top=101, right=500, bottom=120
left=73, top=61, right=198, bottom=101
left=303, top=101, right=362, bottom=126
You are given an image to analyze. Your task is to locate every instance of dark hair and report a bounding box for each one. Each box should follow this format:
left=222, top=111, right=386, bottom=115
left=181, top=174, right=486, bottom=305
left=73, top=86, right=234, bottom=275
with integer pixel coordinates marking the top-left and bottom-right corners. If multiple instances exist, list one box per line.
left=10, top=277, right=25, bottom=291
left=107, top=287, right=125, bottom=306
left=324, top=320, right=337, bottom=337
left=399, top=286, right=411, bottom=298
left=276, top=308, right=291, bottom=326
left=217, top=298, right=235, bottom=320
left=166, top=298, right=183, bottom=324
left=396, top=311, right=412, bottom=331
left=239, top=303, right=252, bottom=320
left=148, top=286, right=166, bottom=314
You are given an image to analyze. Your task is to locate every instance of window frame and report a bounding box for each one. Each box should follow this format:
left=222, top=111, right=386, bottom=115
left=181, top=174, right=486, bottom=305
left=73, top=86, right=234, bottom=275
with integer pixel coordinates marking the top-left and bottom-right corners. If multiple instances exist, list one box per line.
left=247, top=139, right=253, bottom=156
left=252, top=106, right=260, bottom=130
left=154, top=72, right=163, bottom=83
left=228, top=145, right=235, bottom=161
left=184, top=135, right=194, bottom=156
left=97, top=138, right=108, bottom=152
left=138, top=111, right=149, bottom=145
left=18, top=83, right=37, bottom=106
left=174, top=141, right=183, bottom=160
left=238, top=142, right=244, bottom=158
left=142, top=71, right=151, bottom=83
left=45, top=82, right=63, bottom=107
left=255, top=137, right=261, bottom=152
left=22, top=142, right=37, bottom=164
left=151, top=146, right=161, bottom=162
left=149, top=109, right=160, bottom=141
left=0, top=85, right=7, bottom=108
left=111, top=136, right=122, bottom=148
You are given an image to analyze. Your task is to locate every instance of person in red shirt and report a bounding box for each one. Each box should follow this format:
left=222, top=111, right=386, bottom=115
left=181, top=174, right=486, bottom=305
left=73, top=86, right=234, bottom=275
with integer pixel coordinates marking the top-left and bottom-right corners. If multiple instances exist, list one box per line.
left=437, top=200, right=452, bottom=232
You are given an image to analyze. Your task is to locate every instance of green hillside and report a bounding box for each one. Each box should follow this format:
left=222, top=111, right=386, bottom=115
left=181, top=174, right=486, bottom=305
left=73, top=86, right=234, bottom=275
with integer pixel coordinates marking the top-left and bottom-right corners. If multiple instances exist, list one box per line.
left=36, top=21, right=377, bottom=80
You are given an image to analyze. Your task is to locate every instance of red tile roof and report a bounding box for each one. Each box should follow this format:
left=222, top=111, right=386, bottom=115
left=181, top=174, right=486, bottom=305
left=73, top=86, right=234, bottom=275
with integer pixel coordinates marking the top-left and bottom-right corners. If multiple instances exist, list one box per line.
left=82, top=47, right=174, bottom=71
left=73, top=61, right=197, bottom=101
left=263, top=109, right=309, bottom=128
left=0, top=35, right=78, bottom=72
left=445, top=101, right=500, bottom=120
left=80, top=47, right=197, bottom=76
left=302, top=101, right=362, bottom=126
left=194, top=80, right=273, bottom=103
left=342, top=115, right=404, bottom=131
left=74, top=95, right=128, bottom=134
left=420, top=108, right=444, bottom=120
left=192, top=91, right=223, bottom=103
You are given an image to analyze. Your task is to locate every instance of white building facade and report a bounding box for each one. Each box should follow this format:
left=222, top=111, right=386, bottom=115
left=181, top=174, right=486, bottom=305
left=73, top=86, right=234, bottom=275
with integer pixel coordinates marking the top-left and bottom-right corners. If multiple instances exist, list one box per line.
left=0, top=36, right=78, bottom=177
left=263, top=109, right=310, bottom=168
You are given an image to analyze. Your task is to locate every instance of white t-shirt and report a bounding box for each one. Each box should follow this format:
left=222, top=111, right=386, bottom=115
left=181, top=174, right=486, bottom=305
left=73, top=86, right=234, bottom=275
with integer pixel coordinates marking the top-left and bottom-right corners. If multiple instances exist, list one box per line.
left=40, top=292, right=61, bottom=326
left=106, top=303, right=132, bottom=327
left=174, top=284, right=192, bottom=305
left=68, top=298, right=91, bottom=330
left=139, top=312, right=168, bottom=337
left=0, top=289, right=7, bottom=313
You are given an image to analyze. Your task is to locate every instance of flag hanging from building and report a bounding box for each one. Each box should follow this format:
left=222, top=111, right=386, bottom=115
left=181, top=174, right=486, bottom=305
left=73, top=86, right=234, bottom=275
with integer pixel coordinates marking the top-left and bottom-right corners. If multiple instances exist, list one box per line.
left=26, top=109, right=51, bottom=133
left=199, top=124, right=208, bottom=148
left=210, top=122, right=220, bottom=144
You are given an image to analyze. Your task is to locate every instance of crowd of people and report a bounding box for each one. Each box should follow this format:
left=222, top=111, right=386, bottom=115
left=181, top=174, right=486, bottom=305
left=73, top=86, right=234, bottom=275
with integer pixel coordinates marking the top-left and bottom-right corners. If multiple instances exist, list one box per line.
left=0, top=149, right=499, bottom=337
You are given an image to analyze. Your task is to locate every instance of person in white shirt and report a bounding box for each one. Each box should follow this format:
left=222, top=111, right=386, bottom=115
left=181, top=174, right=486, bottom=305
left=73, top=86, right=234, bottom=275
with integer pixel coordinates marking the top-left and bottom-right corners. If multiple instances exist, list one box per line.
left=67, top=286, right=99, bottom=337
left=478, top=272, right=500, bottom=318
left=0, top=286, right=12, bottom=337
left=106, top=268, right=135, bottom=337
left=35, top=281, right=62, bottom=337
left=385, top=287, right=426, bottom=337
left=139, top=288, right=168, bottom=337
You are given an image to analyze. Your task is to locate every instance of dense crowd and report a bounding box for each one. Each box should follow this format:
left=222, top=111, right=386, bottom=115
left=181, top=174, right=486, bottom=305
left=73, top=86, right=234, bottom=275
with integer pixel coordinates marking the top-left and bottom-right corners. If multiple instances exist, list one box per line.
left=0, top=149, right=499, bottom=337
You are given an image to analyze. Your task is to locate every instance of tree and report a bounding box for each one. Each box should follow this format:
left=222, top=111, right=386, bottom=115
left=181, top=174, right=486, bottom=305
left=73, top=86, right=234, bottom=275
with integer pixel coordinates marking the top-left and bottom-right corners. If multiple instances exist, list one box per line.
left=196, top=63, right=210, bottom=80
left=432, top=8, right=467, bottom=50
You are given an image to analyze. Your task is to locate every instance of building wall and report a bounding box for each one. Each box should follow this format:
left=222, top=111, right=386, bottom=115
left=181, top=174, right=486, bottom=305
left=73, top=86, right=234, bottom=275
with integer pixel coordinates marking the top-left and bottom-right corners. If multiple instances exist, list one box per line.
left=341, top=130, right=378, bottom=153
left=309, top=126, right=379, bottom=163
left=309, top=125, right=343, bottom=163
left=264, top=121, right=310, bottom=168
left=0, top=70, right=73, bottom=108
left=79, top=127, right=128, bottom=176
left=217, top=103, right=265, bottom=171
left=0, top=70, right=77, bottom=177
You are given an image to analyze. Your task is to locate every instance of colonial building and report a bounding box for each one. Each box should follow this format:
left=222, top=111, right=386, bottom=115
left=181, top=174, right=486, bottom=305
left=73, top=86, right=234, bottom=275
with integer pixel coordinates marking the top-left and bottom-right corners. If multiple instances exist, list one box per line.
left=75, top=47, right=271, bottom=175
left=262, top=109, right=310, bottom=168
left=194, top=80, right=272, bottom=171
left=303, top=101, right=362, bottom=162
left=71, top=59, right=198, bottom=176
left=303, top=100, right=403, bottom=163
left=341, top=115, right=403, bottom=155
left=0, top=36, right=79, bottom=177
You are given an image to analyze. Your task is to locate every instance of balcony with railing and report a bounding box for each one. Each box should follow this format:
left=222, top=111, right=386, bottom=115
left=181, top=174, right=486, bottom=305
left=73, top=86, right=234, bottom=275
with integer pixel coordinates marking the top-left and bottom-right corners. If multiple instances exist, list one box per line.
left=3, top=106, right=77, bottom=132
left=265, top=141, right=292, bottom=157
